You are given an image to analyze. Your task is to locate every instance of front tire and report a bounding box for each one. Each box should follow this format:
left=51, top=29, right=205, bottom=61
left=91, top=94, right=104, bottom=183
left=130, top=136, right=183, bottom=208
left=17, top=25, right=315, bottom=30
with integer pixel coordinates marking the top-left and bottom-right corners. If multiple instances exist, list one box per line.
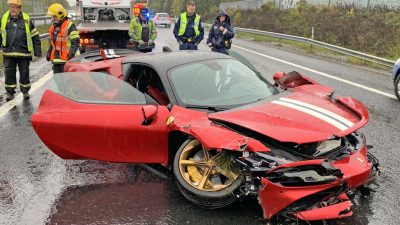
left=395, top=74, right=400, bottom=100
left=173, top=139, right=243, bottom=209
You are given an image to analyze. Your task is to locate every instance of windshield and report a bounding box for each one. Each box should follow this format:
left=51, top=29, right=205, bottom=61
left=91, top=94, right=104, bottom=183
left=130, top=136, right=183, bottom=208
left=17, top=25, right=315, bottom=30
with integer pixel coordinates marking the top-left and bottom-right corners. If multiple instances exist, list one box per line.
left=49, top=72, right=146, bottom=105
left=169, top=59, right=276, bottom=108
left=157, top=13, right=169, bottom=17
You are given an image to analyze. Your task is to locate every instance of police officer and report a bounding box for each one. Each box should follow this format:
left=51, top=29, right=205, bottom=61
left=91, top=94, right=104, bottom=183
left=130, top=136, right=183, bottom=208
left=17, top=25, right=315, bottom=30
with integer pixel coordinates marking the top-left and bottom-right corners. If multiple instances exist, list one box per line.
left=0, top=0, right=42, bottom=101
left=173, top=0, right=204, bottom=50
left=129, top=7, right=157, bottom=52
left=207, top=10, right=235, bottom=55
left=46, top=3, right=80, bottom=74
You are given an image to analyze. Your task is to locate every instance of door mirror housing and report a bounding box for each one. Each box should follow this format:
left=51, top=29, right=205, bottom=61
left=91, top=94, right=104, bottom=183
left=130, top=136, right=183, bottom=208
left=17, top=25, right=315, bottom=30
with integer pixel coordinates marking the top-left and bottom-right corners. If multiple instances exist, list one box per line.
left=142, top=105, right=158, bottom=125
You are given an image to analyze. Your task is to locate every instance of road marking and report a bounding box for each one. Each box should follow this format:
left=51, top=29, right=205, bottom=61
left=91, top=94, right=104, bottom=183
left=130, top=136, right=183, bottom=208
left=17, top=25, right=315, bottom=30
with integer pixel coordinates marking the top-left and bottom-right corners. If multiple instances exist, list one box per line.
left=233, top=45, right=397, bottom=99
left=0, top=71, right=53, bottom=119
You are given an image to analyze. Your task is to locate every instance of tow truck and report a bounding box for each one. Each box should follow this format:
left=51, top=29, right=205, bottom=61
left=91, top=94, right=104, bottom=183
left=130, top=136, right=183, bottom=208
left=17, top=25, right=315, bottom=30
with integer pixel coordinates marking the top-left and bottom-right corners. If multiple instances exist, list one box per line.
left=76, top=0, right=148, bottom=53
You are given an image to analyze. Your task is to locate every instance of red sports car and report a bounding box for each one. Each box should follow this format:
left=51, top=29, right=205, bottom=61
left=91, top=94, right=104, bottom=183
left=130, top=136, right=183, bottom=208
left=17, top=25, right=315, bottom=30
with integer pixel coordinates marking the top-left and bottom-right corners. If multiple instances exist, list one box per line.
left=31, top=50, right=380, bottom=223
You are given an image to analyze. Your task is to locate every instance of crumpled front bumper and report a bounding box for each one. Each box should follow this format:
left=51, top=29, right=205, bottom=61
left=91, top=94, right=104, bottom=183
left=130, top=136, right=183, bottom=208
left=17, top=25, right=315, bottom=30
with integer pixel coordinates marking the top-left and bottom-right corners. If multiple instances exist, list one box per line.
left=257, top=147, right=379, bottom=221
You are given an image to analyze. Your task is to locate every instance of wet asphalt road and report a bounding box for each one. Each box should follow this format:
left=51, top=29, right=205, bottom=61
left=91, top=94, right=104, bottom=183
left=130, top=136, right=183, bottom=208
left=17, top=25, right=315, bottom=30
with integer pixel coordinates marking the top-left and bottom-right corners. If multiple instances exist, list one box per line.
left=0, top=27, right=399, bottom=225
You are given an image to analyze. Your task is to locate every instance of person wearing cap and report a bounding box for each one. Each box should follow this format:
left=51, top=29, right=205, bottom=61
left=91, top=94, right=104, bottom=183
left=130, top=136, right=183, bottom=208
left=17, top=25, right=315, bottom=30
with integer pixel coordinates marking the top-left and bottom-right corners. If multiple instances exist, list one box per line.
left=46, top=3, right=80, bottom=74
left=173, top=0, right=204, bottom=50
left=206, top=10, right=235, bottom=55
left=129, top=7, right=157, bottom=51
left=0, top=0, right=42, bottom=101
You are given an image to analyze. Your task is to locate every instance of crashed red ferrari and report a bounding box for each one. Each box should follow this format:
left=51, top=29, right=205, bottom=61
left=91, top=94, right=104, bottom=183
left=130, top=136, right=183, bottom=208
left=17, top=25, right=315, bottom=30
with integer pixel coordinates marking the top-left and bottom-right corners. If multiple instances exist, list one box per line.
left=31, top=50, right=380, bottom=223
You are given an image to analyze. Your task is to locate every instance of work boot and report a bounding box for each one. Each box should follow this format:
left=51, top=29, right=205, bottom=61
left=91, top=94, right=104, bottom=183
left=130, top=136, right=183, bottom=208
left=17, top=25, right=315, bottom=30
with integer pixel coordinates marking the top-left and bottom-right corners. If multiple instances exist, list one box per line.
left=22, top=92, right=30, bottom=100
left=5, top=92, right=14, bottom=101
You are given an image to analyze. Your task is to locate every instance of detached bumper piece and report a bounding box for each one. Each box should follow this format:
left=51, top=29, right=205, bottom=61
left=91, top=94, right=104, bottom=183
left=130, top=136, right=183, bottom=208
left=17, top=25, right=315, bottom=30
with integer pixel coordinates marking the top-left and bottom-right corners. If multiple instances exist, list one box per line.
left=292, top=193, right=353, bottom=221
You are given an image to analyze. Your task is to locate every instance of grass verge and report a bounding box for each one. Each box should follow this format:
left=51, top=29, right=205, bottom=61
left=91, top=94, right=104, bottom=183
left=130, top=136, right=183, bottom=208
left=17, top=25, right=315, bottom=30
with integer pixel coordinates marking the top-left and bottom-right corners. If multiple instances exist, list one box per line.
left=236, top=31, right=389, bottom=70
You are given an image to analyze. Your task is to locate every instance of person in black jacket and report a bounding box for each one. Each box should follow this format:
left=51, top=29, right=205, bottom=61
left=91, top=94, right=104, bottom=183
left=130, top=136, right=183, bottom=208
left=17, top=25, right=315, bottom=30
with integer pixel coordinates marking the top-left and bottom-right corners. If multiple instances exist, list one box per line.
left=0, top=0, right=42, bottom=101
left=206, top=10, right=235, bottom=55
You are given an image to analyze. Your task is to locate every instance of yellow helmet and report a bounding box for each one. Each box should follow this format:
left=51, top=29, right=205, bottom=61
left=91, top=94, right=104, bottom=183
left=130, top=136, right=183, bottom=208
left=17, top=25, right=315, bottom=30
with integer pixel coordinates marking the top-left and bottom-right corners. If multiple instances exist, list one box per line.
left=47, top=3, right=67, bottom=20
left=8, top=0, right=22, bottom=7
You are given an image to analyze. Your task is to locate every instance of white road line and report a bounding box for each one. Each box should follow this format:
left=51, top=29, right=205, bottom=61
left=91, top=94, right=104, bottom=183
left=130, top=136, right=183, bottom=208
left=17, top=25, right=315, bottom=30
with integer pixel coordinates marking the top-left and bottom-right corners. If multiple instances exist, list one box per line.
left=0, top=71, right=53, bottom=119
left=233, top=45, right=397, bottom=99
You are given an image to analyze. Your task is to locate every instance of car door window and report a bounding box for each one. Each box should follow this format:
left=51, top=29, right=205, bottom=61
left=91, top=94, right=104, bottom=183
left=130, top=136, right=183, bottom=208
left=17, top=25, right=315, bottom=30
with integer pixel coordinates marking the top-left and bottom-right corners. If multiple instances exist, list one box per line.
left=125, top=65, right=170, bottom=105
left=50, top=72, right=146, bottom=105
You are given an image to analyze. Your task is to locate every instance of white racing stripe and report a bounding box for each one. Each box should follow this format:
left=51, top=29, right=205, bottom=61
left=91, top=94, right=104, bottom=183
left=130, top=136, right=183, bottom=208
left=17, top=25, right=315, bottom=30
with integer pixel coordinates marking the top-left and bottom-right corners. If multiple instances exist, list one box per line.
left=280, top=97, right=355, bottom=127
left=233, top=45, right=397, bottom=99
left=271, top=99, right=349, bottom=131
left=0, top=71, right=53, bottom=119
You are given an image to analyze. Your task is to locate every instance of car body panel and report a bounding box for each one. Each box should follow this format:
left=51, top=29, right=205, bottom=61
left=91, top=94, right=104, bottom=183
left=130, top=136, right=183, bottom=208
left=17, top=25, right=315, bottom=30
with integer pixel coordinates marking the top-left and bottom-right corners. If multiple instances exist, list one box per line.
left=168, top=106, right=270, bottom=152
left=293, top=200, right=353, bottom=221
left=392, top=58, right=400, bottom=82
left=209, top=89, right=366, bottom=144
left=32, top=85, right=170, bottom=164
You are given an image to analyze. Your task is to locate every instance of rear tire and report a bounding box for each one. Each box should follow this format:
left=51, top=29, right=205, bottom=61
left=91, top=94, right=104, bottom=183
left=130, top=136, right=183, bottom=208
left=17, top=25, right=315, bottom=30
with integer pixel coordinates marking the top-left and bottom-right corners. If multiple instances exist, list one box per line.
left=395, top=74, right=400, bottom=100
left=173, top=139, right=243, bottom=209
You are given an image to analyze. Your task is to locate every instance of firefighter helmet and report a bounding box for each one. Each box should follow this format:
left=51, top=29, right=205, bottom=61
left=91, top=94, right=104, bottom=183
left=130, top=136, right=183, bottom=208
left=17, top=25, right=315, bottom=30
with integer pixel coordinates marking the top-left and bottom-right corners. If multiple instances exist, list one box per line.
left=47, top=3, right=68, bottom=20
left=8, top=0, right=22, bottom=7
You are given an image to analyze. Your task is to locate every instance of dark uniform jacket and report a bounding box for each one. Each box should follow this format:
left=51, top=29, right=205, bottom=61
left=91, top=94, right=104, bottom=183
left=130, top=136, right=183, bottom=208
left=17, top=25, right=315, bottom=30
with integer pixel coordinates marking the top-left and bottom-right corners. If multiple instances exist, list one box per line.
left=207, top=10, right=235, bottom=48
left=0, top=12, right=41, bottom=59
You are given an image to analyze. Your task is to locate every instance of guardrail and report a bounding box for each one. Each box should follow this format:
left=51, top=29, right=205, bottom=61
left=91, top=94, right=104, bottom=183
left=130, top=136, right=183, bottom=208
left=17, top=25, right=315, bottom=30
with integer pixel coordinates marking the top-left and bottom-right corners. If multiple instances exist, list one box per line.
left=204, top=23, right=395, bottom=68
left=31, top=16, right=52, bottom=25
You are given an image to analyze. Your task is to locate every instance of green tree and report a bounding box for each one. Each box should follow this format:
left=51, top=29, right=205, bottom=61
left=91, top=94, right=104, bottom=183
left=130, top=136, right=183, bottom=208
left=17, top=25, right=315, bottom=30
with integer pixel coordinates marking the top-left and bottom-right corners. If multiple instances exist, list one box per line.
left=171, top=0, right=183, bottom=17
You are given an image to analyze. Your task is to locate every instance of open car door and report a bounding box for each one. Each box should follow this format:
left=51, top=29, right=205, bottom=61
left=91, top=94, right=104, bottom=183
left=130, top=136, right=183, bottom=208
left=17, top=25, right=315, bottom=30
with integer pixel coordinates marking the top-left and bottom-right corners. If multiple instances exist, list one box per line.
left=31, top=72, right=170, bottom=164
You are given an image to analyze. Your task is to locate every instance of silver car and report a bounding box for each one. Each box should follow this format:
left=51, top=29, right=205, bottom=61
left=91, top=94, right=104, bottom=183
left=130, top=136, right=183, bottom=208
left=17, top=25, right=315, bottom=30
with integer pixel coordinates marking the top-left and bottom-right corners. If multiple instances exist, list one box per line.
left=154, top=13, right=172, bottom=28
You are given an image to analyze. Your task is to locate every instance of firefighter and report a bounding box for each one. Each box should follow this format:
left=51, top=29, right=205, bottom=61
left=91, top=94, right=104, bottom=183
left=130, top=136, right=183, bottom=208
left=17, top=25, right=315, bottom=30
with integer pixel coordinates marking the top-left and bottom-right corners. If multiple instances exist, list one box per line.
left=173, top=0, right=204, bottom=50
left=128, top=6, right=157, bottom=52
left=46, top=3, right=80, bottom=73
left=0, top=0, right=42, bottom=101
left=207, top=10, right=235, bottom=55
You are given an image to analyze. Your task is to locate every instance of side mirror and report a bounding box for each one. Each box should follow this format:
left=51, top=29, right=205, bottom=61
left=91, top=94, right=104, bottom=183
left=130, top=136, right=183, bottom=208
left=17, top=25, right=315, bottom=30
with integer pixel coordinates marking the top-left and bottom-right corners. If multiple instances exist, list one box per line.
left=142, top=105, right=158, bottom=125
left=273, top=71, right=286, bottom=86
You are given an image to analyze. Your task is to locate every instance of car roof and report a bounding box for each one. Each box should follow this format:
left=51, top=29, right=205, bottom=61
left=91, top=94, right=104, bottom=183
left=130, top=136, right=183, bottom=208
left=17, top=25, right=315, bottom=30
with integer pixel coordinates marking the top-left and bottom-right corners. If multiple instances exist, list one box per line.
left=122, top=51, right=231, bottom=75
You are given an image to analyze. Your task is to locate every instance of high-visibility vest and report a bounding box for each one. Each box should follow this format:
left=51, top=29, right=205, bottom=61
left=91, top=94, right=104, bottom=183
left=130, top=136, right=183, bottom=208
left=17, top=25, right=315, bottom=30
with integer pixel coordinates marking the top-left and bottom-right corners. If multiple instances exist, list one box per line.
left=128, top=17, right=157, bottom=42
left=1, top=11, right=35, bottom=56
left=49, top=19, right=79, bottom=63
left=178, top=13, right=200, bottom=37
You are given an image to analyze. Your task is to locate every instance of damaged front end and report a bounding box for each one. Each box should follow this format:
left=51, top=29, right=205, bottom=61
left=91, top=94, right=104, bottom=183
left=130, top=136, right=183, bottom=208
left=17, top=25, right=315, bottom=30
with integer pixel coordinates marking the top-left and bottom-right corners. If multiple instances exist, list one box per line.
left=233, top=132, right=380, bottom=222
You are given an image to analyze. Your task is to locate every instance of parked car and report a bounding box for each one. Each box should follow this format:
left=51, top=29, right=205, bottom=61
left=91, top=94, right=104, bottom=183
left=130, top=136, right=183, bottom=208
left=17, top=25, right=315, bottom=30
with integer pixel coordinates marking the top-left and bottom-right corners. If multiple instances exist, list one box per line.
left=153, top=13, right=172, bottom=27
left=392, top=58, right=400, bottom=100
left=31, top=50, right=380, bottom=223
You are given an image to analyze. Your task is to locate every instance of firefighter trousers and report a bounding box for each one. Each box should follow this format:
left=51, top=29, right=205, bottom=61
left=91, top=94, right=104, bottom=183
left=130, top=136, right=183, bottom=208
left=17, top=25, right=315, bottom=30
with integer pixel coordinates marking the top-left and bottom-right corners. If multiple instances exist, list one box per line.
left=52, top=63, right=66, bottom=74
left=4, top=57, right=31, bottom=94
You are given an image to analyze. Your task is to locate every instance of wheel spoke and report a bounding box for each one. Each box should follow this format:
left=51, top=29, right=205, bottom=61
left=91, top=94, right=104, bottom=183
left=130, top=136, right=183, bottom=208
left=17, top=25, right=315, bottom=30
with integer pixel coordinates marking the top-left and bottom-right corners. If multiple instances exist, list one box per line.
left=210, top=151, right=224, bottom=161
left=198, top=167, right=212, bottom=189
left=180, top=160, right=208, bottom=167
left=202, top=146, right=210, bottom=161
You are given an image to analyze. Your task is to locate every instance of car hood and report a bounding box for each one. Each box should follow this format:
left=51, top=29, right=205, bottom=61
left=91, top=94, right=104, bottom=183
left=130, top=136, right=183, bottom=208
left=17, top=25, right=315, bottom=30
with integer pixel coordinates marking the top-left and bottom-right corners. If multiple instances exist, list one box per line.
left=208, top=91, right=368, bottom=144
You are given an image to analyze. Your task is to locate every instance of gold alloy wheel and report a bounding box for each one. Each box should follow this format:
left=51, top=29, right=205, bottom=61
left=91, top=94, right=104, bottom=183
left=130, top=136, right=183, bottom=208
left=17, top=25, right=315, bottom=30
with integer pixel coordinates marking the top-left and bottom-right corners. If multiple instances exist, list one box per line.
left=178, top=139, right=240, bottom=192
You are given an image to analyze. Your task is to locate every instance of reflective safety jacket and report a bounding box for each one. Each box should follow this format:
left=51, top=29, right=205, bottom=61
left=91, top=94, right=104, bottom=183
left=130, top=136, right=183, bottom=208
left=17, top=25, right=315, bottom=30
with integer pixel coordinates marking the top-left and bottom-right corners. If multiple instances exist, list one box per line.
left=128, top=17, right=157, bottom=42
left=0, top=11, right=41, bottom=58
left=49, top=19, right=80, bottom=63
left=173, top=12, right=204, bottom=43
